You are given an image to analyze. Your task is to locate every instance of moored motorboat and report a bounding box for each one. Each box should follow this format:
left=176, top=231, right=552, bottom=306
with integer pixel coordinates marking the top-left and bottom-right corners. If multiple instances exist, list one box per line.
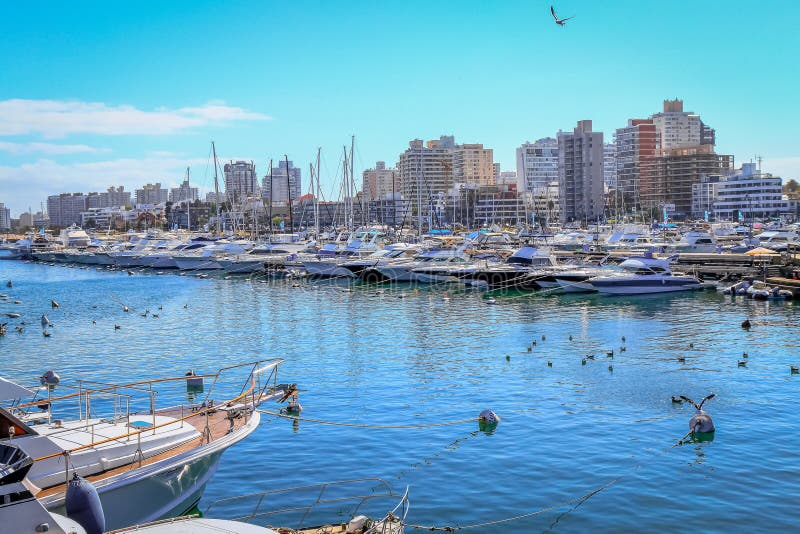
left=2, top=359, right=294, bottom=531
left=588, top=254, right=702, bottom=295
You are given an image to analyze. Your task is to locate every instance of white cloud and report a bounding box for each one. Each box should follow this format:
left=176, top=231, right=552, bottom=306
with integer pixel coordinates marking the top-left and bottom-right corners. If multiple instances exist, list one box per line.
left=0, top=141, right=109, bottom=155
left=0, top=156, right=215, bottom=214
left=0, top=99, right=270, bottom=138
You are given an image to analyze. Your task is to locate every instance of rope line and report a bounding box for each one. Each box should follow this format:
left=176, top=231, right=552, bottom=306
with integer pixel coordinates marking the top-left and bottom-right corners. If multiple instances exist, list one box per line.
left=405, top=478, right=619, bottom=531
left=257, top=409, right=479, bottom=429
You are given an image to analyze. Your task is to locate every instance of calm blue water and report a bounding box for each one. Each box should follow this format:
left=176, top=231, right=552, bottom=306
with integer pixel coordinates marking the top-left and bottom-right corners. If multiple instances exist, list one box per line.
left=2, top=260, right=799, bottom=532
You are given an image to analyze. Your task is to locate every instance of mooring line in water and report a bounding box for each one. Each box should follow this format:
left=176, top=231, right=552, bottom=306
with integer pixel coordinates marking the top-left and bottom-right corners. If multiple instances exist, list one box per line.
left=404, top=478, right=620, bottom=531
left=257, top=408, right=479, bottom=429
left=403, top=421, right=698, bottom=532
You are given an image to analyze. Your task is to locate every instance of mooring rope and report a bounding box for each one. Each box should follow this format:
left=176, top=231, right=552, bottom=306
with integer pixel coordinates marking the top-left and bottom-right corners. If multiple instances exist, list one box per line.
left=257, top=408, right=479, bottom=429
left=404, top=478, right=620, bottom=531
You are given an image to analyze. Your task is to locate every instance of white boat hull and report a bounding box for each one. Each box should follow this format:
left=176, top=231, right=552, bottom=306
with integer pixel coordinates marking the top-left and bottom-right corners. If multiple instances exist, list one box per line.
left=218, top=259, right=267, bottom=274
left=40, top=411, right=261, bottom=531
left=173, top=257, right=223, bottom=270
left=555, top=279, right=596, bottom=293
left=591, top=280, right=701, bottom=295
left=301, top=260, right=356, bottom=278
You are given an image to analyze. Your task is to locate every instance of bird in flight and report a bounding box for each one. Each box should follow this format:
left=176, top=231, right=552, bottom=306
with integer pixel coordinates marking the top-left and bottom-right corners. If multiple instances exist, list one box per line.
left=550, top=5, right=574, bottom=26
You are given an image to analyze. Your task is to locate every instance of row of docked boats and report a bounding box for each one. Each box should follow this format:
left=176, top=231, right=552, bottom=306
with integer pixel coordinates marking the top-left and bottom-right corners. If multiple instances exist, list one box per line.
left=6, top=221, right=798, bottom=295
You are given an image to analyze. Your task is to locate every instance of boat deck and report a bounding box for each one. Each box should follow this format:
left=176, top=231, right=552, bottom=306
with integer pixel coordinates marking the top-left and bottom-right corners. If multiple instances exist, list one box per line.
left=36, top=404, right=250, bottom=499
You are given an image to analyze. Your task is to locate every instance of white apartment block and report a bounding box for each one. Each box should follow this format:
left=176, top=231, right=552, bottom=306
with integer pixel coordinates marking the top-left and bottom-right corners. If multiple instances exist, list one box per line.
left=713, top=163, right=795, bottom=220
left=262, top=160, right=302, bottom=203
left=603, top=142, right=617, bottom=190
left=515, top=138, right=558, bottom=193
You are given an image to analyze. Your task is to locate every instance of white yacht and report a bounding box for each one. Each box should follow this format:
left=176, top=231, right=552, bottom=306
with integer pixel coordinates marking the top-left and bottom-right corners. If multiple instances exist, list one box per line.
left=554, top=265, right=611, bottom=293
left=173, top=241, right=254, bottom=271
left=58, top=225, right=91, bottom=248
left=588, top=254, right=702, bottom=295
left=670, top=231, right=718, bottom=253
left=374, top=248, right=471, bottom=283
left=1, top=359, right=293, bottom=531
left=340, top=244, right=420, bottom=279
left=300, top=229, right=386, bottom=278
left=755, top=229, right=798, bottom=251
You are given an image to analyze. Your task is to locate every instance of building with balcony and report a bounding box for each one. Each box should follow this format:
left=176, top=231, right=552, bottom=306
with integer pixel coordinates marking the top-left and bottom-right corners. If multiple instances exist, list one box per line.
left=134, top=183, right=168, bottom=206
left=713, top=163, right=795, bottom=220
left=558, top=120, right=604, bottom=223
left=224, top=160, right=258, bottom=205
left=515, top=137, right=558, bottom=193
left=262, top=160, right=302, bottom=203
left=362, top=161, right=399, bottom=201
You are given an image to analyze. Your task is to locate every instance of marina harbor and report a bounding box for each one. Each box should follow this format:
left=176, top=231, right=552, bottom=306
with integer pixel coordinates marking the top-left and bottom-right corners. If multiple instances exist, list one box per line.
left=2, top=219, right=800, bottom=532
left=2, top=2, right=800, bottom=530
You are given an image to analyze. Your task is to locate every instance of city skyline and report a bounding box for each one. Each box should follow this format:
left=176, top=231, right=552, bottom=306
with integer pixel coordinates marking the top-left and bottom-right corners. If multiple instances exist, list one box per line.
left=1, top=0, right=799, bottom=215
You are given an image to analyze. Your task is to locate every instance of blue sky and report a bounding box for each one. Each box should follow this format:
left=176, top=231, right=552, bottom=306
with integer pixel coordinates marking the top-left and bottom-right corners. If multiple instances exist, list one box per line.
left=1, top=0, right=798, bottom=215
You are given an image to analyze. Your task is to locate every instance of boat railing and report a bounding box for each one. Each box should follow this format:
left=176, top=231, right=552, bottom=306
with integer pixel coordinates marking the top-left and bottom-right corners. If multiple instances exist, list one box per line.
left=31, top=374, right=259, bottom=467
left=9, top=359, right=287, bottom=467
left=204, top=477, right=409, bottom=533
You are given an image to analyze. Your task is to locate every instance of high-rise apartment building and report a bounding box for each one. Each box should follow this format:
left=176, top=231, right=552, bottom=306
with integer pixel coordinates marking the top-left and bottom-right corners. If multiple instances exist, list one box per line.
left=87, top=186, right=131, bottom=209
left=515, top=138, right=559, bottom=193
left=262, top=160, right=302, bottom=203
left=169, top=180, right=199, bottom=204
left=47, top=193, right=88, bottom=227
left=655, top=145, right=733, bottom=215
left=453, top=144, right=494, bottom=186
left=615, top=119, right=660, bottom=210
left=652, top=99, right=704, bottom=151
left=0, top=203, right=10, bottom=230
left=557, top=120, right=604, bottom=223
left=224, top=161, right=258, bottom=205
left=362, top=161, right=399, bottom=201
left=18, top=211, right=34, bottom=228
left=397, top=136, right=496, bottom=219
left=398, top=136, right=456, bottom=218
left=134, top=183, right=169, bottom=206
left=603, top=143, right=617, bottom=190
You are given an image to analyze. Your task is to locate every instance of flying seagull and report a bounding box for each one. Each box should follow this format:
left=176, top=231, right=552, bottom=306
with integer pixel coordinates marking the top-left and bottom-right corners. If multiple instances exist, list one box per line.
left=551, top=5, right=574, bottom=26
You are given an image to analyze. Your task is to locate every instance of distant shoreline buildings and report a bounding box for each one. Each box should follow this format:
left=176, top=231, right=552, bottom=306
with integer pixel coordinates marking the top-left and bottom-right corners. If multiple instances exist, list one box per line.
left=2, top=98, right=797, bottom=232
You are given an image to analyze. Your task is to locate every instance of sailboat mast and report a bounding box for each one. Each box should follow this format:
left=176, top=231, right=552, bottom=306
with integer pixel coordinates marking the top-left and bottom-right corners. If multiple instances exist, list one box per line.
left=343, top=146, right=350, bottom=229
left=268, top=159, right=273, bottom=236
left=212, top=141, right=221, bottom=235
left=186, top=166, right=191, bottom=231
left=315, top=147, right=321, bottom=240
left=285, top=155, right=293, bottom=232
